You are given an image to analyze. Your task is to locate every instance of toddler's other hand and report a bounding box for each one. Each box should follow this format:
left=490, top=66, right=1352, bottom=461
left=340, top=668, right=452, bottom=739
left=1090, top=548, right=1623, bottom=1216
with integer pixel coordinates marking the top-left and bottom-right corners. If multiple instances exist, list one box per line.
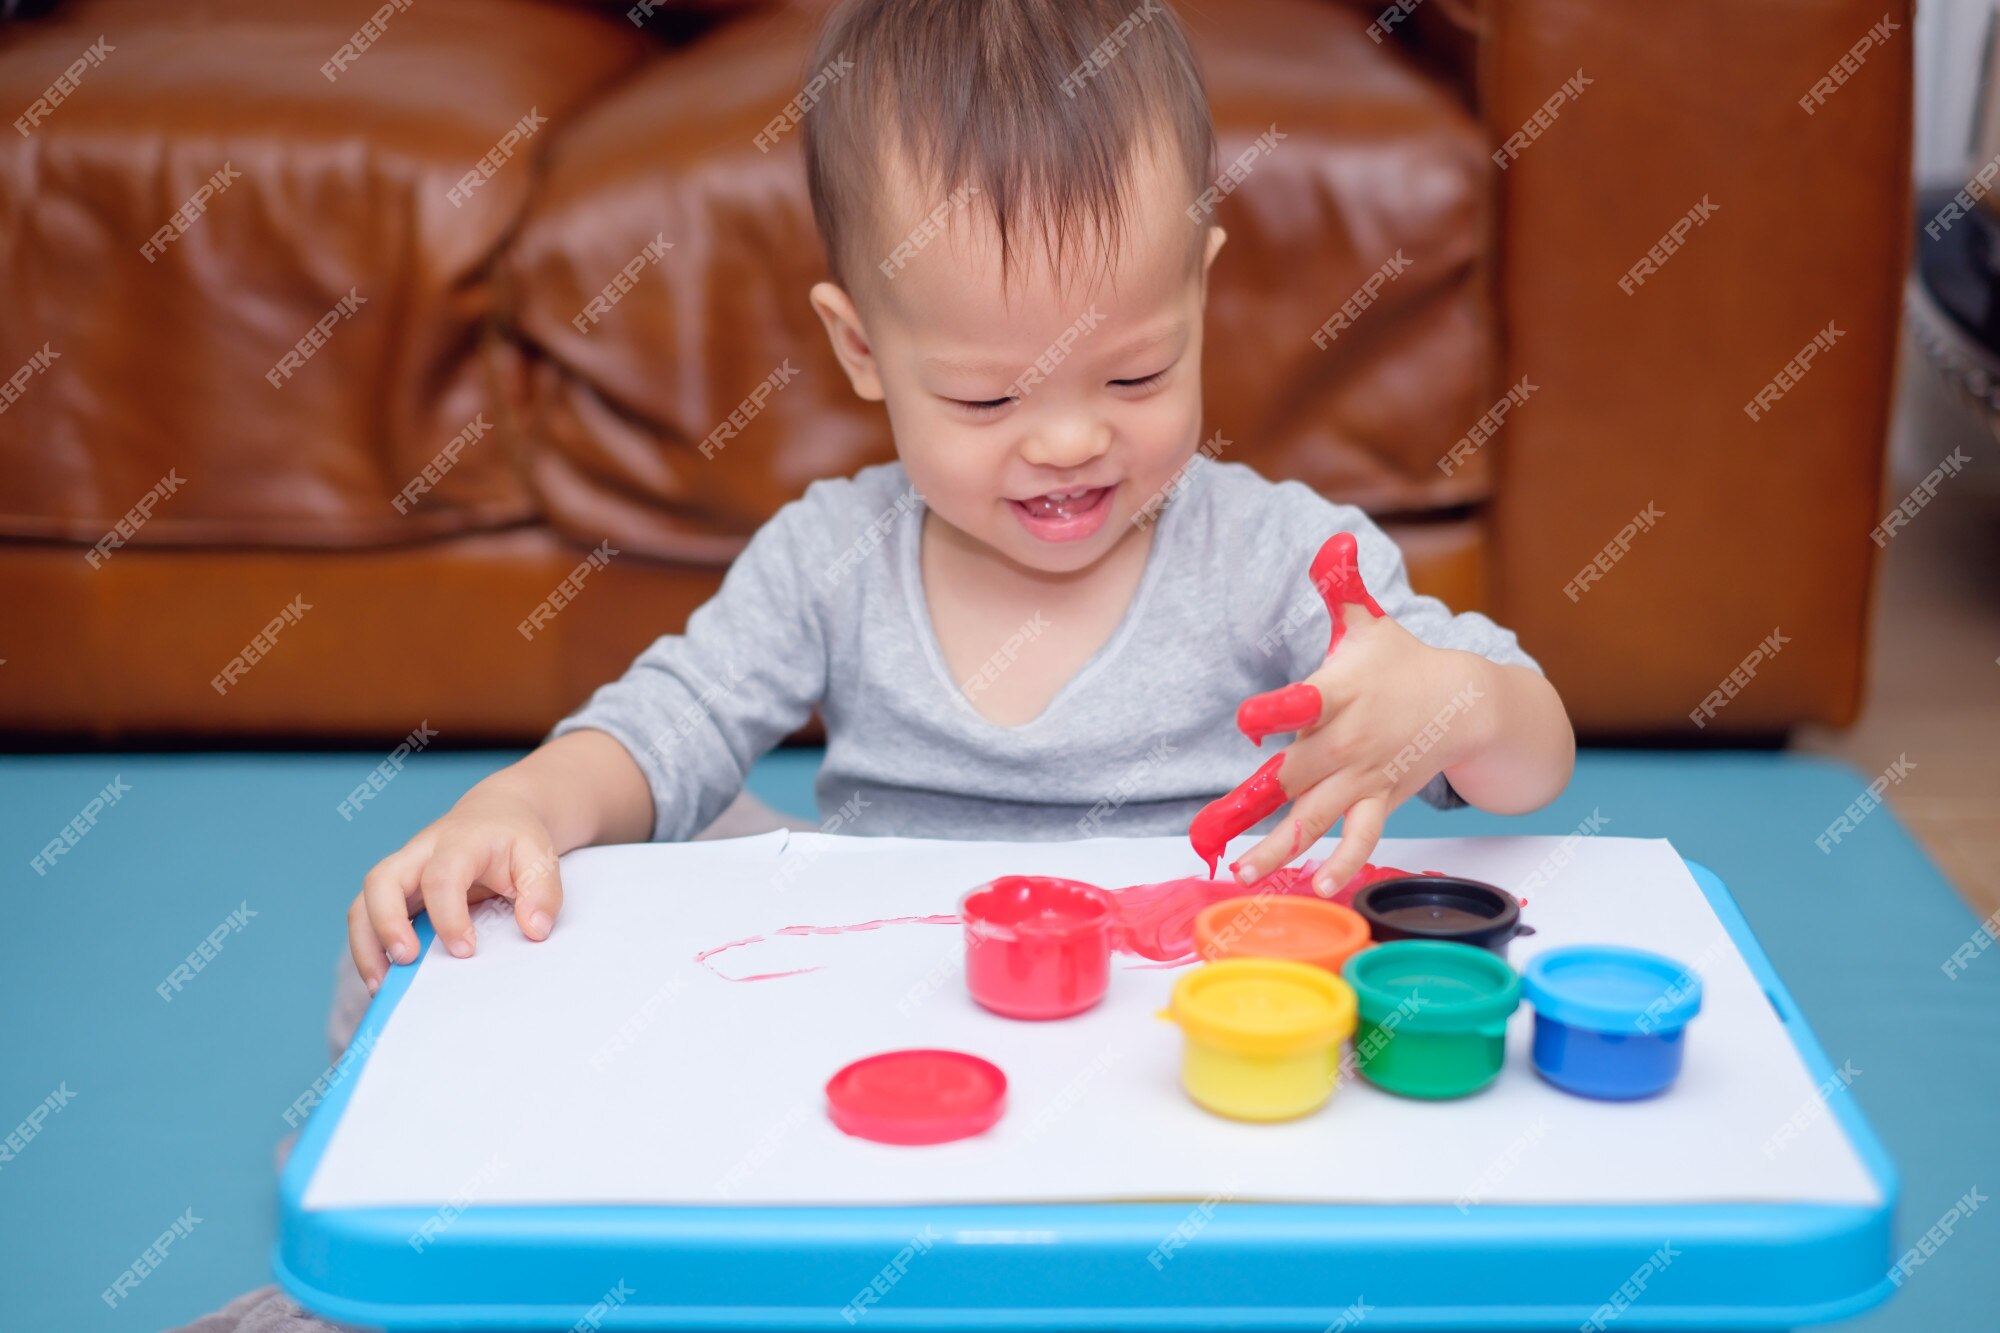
left=346, top=789, right=566, bottom=995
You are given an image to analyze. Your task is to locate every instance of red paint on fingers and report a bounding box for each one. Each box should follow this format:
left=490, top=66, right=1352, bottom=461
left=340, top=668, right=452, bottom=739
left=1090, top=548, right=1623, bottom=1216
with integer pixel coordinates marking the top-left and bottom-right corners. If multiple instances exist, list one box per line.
left=1188, top=753, right=1288, bottom=877
left=1237, top=682, right=1322, bottom=745
left=1309, top=531, right=1385, bottom=658
left=1194, top=531, right=1386, bottom=872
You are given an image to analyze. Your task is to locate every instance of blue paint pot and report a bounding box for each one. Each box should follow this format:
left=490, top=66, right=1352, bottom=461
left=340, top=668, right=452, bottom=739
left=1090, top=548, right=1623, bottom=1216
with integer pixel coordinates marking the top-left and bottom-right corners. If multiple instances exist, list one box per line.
left=1520, top=946, right=1702, bottom=1100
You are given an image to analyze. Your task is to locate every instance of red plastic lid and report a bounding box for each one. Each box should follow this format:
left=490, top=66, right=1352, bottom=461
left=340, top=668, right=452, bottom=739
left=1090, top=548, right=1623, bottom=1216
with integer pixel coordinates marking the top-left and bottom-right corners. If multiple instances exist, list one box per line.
left=825, top=1049, right=1007, bottom=1145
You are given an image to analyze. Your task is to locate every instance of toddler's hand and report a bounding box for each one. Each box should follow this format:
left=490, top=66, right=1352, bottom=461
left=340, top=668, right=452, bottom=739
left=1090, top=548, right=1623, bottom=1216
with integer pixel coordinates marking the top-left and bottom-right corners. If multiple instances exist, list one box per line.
left=1220, top=607, right=1497, bottom=895
left=346, top=788, right=566, bottom=994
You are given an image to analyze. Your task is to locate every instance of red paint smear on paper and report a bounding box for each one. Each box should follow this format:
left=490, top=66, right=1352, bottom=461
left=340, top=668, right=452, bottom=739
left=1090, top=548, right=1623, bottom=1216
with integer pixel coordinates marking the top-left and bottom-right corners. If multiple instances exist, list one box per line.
left=696, top=914, right=961, bottom=982
left=692, top=865, right=1458, bottom=980
left=1105, top=860, right=1441, bottom=965
left=1191, top=532, right=1390, bottom=871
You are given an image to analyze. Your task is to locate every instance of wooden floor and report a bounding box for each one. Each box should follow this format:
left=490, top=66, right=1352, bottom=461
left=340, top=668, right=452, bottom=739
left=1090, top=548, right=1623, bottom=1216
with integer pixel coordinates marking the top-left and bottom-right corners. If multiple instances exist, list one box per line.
left=1793, top=367, right=2000, bottom=921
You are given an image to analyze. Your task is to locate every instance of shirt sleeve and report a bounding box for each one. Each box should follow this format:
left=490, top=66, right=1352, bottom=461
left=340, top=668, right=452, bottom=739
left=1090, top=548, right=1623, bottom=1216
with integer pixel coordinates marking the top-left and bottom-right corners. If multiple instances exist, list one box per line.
left=542, top=488, right=837, bottom=843
left=1266, top=481, right=1543, bottom=811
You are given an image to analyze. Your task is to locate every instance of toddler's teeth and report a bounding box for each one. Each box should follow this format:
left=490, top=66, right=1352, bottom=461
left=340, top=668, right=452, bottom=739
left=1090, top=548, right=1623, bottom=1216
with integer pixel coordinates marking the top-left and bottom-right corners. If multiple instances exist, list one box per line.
left=1018, top=487, right=1104, bottom=521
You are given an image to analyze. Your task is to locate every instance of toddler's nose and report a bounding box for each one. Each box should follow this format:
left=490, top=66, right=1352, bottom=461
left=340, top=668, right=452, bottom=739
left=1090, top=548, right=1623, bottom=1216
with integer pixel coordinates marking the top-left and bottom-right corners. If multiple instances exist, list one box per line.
left=1019, top=415, right=1111, bottom=472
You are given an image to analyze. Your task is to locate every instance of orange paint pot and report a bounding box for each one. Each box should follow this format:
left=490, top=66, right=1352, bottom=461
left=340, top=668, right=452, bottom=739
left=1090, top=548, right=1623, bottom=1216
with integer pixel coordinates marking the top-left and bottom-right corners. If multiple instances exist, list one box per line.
left=1193, top=895, right=1372, bottom=974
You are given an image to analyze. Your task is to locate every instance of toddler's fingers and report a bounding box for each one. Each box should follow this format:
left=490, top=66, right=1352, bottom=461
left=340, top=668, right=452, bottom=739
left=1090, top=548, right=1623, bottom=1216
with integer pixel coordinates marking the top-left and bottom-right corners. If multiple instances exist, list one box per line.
left=1311, top=795, right=1388, bottom=897
left=361, top=842, right=429, bottom=969
left=419, top=842, right=486, bottom=959
left=508, top=839, right=564, bottom=942
left=347, top=896, right=390, bottom=996
left=1228, top=770, right=1360, bottom=886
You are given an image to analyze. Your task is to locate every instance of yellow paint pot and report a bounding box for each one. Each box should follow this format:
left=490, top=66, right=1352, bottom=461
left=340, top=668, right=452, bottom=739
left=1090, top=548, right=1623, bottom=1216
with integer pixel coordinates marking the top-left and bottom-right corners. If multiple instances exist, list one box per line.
left=1159, top=958, right=1358, bottom=1122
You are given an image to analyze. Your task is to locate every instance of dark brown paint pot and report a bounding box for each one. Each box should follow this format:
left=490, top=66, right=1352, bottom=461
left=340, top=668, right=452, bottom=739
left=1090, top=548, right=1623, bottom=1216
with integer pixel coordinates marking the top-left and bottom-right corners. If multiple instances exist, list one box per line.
left=1351, top=876, right=1532, bottom=958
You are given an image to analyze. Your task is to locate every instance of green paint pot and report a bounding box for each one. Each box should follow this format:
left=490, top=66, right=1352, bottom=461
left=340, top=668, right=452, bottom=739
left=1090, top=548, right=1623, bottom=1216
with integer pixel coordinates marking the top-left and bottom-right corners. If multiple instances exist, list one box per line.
left=1341, top=940, right=1522, bottom=1099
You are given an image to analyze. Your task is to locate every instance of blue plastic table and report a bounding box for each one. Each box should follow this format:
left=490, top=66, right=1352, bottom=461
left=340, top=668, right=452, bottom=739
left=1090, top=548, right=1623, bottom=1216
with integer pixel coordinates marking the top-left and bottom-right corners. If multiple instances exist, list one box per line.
left=276, top=858, right=1895, bottom=1332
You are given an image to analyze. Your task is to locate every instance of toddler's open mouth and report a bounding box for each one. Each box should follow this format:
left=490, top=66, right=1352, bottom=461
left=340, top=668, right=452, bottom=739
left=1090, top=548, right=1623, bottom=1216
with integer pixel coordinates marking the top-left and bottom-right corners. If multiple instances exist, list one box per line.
left=1008, top=485, right=1115, bottom=543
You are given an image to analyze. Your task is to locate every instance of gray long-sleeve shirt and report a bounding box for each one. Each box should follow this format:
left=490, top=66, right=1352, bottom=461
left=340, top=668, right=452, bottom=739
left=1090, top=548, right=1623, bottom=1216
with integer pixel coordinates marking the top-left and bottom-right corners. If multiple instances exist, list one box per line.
left=545, top=459, right=1541, bottom=845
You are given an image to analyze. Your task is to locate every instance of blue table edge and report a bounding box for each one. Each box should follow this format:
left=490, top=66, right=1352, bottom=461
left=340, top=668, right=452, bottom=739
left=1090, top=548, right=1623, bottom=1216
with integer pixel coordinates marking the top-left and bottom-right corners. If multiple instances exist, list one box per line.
left=272, top=857, right=1902, bottom=1331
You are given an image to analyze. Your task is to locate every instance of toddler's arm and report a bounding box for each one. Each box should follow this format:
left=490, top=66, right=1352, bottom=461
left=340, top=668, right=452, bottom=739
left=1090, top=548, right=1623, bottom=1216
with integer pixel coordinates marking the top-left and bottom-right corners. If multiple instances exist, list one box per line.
left=349, top=482, right=846, bottom=987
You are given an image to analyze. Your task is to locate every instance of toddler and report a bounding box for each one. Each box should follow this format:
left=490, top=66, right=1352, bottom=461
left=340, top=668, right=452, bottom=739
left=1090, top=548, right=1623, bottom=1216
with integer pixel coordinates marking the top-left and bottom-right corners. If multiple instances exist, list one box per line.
left=345, top=0, right=1573, bottom=992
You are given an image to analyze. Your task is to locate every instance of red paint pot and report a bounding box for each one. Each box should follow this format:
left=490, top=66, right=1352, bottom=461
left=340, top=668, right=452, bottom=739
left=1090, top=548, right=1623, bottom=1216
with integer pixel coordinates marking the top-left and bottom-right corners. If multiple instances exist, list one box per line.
left=960, top=876, right=1115, bottom=1020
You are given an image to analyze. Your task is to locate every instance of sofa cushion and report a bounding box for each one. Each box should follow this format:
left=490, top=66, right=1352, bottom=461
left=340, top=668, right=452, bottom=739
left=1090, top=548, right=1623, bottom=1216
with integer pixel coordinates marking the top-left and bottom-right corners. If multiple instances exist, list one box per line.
left=0, top=0, right=649, bottom=547
left=507, top=0, right=1497, bottom=562
left=1186, top=0, right=1498, bottom=516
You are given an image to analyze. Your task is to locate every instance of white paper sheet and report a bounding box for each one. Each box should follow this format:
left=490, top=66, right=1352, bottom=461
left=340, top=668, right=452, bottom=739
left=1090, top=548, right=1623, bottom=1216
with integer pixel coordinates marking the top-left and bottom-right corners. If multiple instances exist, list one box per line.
left=304, top=834, right=1881, bottom=1210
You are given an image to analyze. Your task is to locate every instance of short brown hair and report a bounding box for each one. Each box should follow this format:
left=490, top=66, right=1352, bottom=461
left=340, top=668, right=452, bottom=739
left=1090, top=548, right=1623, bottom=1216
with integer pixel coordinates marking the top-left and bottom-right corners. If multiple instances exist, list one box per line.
left=801, top=0, right=1216, bottom=294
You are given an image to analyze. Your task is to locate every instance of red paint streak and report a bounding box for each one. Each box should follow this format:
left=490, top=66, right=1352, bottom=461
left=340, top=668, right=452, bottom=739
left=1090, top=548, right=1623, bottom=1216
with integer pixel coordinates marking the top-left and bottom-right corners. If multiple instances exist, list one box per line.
left=1188, top=753, right=1287, bottom=877
left=695, top=914, right=961, bottom=982
left=1236, top=682, right=1323, bottom=746
left=1190, top=532, right=1388, bottom=872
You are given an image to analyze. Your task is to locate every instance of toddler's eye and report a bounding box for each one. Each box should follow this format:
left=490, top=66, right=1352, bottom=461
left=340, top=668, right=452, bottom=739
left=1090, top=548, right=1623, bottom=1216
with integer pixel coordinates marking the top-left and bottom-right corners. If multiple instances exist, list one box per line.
left=1111, top=370, right=1167, bottom=391
left=949, top=396, right=1016, bottom=417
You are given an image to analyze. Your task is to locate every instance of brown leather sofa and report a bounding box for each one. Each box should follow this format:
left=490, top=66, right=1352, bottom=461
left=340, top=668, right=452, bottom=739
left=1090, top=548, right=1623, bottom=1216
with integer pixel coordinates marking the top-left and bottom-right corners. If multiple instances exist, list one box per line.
left=0, top=0, right=1913, bottom=746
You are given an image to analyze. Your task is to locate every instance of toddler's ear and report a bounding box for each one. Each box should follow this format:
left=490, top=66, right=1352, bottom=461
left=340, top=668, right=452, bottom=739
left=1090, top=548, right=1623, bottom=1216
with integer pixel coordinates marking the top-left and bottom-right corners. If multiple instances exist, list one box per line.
left=809, top=281, right=885, bottom=402
left=1200, top=225, right=1228, bottom=291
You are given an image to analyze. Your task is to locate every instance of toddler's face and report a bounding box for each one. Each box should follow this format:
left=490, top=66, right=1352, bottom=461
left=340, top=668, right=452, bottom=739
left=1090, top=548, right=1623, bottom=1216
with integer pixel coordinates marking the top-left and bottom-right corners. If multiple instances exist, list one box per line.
left=812, top=144, right=1225, bottom=575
